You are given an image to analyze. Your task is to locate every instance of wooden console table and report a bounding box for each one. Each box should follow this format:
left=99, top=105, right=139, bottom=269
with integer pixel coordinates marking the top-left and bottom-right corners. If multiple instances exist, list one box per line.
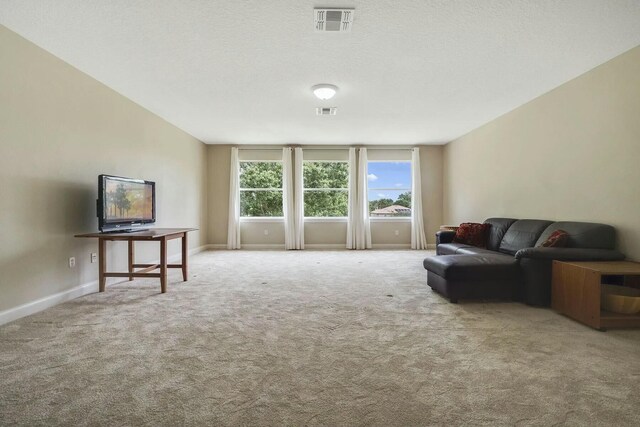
left=552, top=260, right=640, bottom=330
left=76, top=228, right=197, bottom=293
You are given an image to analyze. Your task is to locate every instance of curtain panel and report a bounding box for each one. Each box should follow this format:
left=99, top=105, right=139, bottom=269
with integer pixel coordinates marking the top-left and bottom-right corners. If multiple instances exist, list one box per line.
left=293, top=147, right=305, bottom=249
left=227, top=147, right=241, bottom=249
left=283, top=147, right=296, bottom=249
left=410, top=147, right=427, bottom=249
left=346, top=147, right=358, bottom=249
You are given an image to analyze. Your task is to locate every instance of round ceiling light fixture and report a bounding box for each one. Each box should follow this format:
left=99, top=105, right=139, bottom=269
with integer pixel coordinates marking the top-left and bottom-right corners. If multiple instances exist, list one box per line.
left=312, top=84, right=338, bottom=100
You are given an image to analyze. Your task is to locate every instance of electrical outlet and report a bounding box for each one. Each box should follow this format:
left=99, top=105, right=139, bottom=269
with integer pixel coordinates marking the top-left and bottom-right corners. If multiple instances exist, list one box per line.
left=68, top=257, right=76, bottom=268
left=90, top=253, right=97, bottom=263
left=264, top=229, right=269, bottom=236
left=394, top=230, right=400, bottom=236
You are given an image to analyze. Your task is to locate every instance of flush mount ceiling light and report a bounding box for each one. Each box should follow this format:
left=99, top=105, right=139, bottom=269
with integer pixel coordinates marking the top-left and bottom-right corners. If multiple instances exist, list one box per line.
left=312, top=84, right=338, bottom=100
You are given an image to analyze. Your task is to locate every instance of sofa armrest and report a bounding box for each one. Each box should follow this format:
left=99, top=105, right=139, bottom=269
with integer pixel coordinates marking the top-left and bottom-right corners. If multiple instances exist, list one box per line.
left=436, top=230, right=456, bottom=245
left=515, top=247, right=625, bottom=261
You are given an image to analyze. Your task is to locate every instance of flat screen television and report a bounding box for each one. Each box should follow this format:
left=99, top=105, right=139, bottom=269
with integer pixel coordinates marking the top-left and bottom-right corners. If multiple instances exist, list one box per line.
left=97, top=174, right=156, bottom=232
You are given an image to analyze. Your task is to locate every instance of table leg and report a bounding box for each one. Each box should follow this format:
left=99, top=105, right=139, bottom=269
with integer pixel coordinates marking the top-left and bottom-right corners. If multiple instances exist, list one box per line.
left=181, top=232, right=188, bottom=281
left=98, top=238, right=106, bottom=292
left=160, top=236, right=168, bottom=293
left=128, top=240, right=135, bottom=281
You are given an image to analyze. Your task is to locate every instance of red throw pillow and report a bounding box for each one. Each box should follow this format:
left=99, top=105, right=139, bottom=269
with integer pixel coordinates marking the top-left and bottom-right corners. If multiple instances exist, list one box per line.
left=541, top=230, right=569, bottom=247
left=452, top=223, right=490, bottom=248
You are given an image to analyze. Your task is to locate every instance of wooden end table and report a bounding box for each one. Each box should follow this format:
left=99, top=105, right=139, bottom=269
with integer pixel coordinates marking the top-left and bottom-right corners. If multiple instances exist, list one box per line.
left=76, top=228, right=197, bottom=293
left=551, top=260, right=640, bottom=330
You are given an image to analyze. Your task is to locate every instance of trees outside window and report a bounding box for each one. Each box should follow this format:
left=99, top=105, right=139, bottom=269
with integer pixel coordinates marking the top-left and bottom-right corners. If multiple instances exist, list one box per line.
left=239, top=162, right=283, bottom=216
left=238, top=158, right=411, bottom=218
left=367, top=162, right=412, bottom=217
left=303, top=161, right=349, bottom=217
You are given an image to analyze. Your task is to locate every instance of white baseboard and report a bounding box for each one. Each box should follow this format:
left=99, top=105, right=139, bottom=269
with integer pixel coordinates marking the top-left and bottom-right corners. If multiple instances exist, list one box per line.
left=203, top=243, right=434, bottom=251
left=305, top=244, right=346, bottom=250
left=188, top=245, right=210, bottom=256
left=0, top=280, right=99, bottom=326
left=241, top=244, right=286, bottom=250
left=204, top=244, right=227, bottom=250
left=0, top=244, right=210, bottom=326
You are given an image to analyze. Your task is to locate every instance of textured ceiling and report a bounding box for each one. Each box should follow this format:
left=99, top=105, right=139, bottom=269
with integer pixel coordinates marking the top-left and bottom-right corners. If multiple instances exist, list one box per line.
left=2, top=1, right=640, bottom=145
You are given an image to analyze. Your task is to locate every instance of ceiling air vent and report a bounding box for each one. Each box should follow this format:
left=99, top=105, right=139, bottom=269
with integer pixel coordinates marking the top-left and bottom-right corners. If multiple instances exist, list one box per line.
left=316, top=107, right=337, bottom=116
left=314, top=8, right=354, bottom=32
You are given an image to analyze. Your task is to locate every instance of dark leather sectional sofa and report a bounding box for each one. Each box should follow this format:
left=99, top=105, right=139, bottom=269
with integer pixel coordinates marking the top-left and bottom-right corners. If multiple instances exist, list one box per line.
left=423, top=218, right=625, bottom=305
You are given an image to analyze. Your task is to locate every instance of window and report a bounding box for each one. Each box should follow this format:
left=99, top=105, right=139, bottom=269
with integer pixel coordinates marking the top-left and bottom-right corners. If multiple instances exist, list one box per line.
left=303, top=161, right=349, bottom=217
left=367, top=161, right=412, bottom=217
left=239, top=161, right=283, bottom=217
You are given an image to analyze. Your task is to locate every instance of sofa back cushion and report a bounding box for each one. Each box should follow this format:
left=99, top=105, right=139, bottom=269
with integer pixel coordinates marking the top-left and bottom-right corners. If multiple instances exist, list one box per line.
left=498, top=219, right=554, bottom=255
left=539, top=230, right=569, bottom=247
left=535, top=222, right=616, bottom=249
left=484, top=218, right=517, bottom=251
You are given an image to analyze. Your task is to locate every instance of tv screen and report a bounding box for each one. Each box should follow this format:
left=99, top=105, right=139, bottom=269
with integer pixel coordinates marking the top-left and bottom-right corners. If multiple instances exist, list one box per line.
left=98, top=175, right=155, bottom=232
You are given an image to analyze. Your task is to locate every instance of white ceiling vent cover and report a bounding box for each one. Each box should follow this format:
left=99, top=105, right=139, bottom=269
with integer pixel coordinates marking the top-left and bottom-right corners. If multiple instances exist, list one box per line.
left=316, top=107, right=337, bottom=116
left=314, top=9, right=354, bottom=32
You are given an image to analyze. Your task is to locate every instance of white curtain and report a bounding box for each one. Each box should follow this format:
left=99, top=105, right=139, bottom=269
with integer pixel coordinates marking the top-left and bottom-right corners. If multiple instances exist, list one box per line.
left=356, top=148, right=371, bottom=249
left=293, top=147, right=305, bottom=249
left=283, top=147, right=296, bottom=249
left=346, top=147, right=358, bottom=249
left=356, top=148, right=372, bottom=249
left=346, top=147, right=372, bottom=249
left=227, top=147, right=241, bottom=249
left=411, top=147, right=427, bottom=249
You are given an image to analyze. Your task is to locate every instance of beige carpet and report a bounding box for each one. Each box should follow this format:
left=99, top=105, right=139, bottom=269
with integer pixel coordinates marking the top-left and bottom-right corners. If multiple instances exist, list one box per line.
left=1, top=250, right=640, bottom=426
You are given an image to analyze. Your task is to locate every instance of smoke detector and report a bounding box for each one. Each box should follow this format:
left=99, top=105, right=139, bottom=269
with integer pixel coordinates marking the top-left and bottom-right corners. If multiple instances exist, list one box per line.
left=314, top=8, right=354, bottom=32
left=316, top=107, right=337, bottom=116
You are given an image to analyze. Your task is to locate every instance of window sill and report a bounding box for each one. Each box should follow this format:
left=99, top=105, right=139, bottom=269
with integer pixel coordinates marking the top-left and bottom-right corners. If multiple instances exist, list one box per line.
left=239, top=217, right=410, bottom=223
left=240, top=217, right=284, bottom=223
left=304, top=217, right=348, bottom=223
left=370, top=217, right=412, bottom=222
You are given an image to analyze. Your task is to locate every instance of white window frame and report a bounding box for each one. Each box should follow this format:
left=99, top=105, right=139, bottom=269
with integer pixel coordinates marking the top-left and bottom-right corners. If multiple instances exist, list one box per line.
left=239, top=160, right=284, bottom=220
left=367, top=160, right=412, bottom=222
left=302, top=160, right=349, bottom=220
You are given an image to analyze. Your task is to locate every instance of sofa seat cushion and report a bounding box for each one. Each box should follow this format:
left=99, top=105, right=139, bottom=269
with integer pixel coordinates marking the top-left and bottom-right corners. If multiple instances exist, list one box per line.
left=456, top=247, right=506, bottom=256
left=423, top=254, right=520, bottom=281
left=437, top=243, right=473, bottom=255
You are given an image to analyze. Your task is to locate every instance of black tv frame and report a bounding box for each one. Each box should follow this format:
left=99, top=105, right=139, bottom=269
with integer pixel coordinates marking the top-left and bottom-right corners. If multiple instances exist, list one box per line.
left=97, top=174, right=156, bottom=233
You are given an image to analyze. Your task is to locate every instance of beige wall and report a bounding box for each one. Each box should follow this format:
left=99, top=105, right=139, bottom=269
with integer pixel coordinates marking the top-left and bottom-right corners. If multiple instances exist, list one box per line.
left=0, top=26, right=208, bottom=312
left=444, top=45, right=640, bottom=260
left=206, top=145, right=443, bottom=247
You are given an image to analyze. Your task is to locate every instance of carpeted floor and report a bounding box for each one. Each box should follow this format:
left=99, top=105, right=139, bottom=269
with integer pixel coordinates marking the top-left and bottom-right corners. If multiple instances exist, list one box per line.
left=1, top=250, right=640, bottom=426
